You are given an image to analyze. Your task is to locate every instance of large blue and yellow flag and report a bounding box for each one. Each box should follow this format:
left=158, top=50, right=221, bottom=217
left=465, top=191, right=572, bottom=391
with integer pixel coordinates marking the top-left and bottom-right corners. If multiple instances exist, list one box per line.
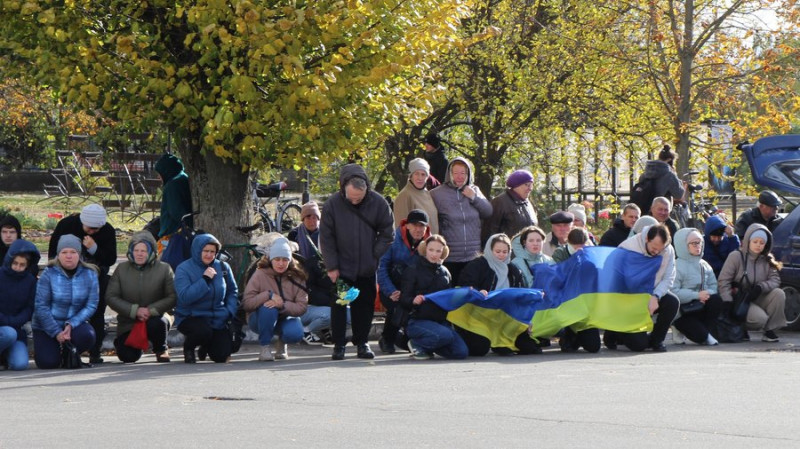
left=426, top=247, right=661, bottom=349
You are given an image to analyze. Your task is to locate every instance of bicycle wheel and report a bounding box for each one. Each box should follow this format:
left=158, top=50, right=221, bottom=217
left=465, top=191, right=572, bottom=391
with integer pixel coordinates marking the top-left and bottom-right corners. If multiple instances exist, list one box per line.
left=258, top=209, right=274, bottom=233
left=278, top=203, right=302, bottom=233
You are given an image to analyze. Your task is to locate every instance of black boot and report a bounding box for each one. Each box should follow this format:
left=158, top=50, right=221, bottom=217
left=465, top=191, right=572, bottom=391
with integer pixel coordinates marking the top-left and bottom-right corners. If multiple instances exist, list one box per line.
left=183, top=348, right=197, bottom=364
left=331, top=345, right=345, bottom=361
left=356, top=344, right=375, bottom=359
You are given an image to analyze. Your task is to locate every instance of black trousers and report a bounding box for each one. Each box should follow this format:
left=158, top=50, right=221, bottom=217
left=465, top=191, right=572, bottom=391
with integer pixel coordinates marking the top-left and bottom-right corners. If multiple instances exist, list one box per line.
left=331, top=276, right=376, bottom=347
left=178, top=317, right=231, bottom=363
left=454, top=325, right=491, bottom=357
left=561, top=328, right=601, bottom=353
left=114, top=316, right=170, bottom=363
left=89, top=273, right=110, bottom=357
left=604, top=292, right=680, bottom=351
left=673, top=294, right=723, bottom=343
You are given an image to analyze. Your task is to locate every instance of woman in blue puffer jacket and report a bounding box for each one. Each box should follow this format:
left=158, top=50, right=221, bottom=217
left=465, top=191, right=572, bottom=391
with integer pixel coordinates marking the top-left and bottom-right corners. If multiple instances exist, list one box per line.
left=174, top=233, right=238, bottom=363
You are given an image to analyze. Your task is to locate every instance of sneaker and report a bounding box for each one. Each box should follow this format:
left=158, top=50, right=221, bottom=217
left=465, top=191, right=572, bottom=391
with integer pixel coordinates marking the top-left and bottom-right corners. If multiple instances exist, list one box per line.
left=411, top=348, right=434, bottom=360
left=704, top=334, right=719, bottom=346
left=273, top=338, right=288, bottom=360
left=356, top=344, right=375, bottom=359
left=378, top=337, right=396, bottom=354
left=258, top=346, right=274, bottom=362
left=762, top=330, right=779, bottom=342
left=302, top=332, right=323, bottom=345
left=671, top=326, right=686, bottom=345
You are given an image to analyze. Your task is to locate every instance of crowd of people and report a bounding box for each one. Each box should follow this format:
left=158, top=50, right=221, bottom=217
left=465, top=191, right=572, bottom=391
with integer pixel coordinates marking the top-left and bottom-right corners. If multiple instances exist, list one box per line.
left=0, top=141, right=790, bottom=370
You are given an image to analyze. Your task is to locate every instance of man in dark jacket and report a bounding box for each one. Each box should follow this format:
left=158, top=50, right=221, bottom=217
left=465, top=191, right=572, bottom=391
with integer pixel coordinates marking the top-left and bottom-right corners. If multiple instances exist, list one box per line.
left=734, top=190, right=783, bottom=240
left=48, top=203, right=117, bottom=363
left=0, top=214, right=22, bottom=262
left=320, top=164, right=395, bottom=360
left=155, top=153, right=193, bottom=239
left=423, top=132, right=448, bottom=187
left=702, top=214, right=740, bottom=277
left=600, top=204, right=640, bottom=247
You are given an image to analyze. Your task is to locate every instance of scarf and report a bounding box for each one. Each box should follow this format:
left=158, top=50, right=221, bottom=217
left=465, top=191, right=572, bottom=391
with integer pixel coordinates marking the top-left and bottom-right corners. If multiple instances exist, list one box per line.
left=296, top=225, right=319, bottom=260
left=484, top=233, right=510, bottom=290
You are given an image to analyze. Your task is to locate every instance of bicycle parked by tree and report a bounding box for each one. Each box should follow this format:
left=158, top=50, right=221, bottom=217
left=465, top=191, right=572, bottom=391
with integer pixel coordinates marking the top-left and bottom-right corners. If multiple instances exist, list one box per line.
left=240, top=176, right=302, bottom=234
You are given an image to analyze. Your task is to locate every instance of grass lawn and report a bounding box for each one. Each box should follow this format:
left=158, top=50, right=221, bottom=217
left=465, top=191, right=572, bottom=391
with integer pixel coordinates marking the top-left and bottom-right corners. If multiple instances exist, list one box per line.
left=1, top=193, right=154, bottom=254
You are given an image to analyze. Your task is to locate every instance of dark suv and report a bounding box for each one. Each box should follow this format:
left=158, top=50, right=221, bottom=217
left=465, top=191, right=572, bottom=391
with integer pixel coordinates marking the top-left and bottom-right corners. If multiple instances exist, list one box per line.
left=741, top=134, right=800, bottom=330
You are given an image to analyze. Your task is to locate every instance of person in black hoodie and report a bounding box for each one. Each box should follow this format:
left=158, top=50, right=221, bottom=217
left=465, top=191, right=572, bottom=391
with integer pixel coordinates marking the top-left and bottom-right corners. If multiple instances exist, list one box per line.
left=0, top=214, right=22, bottom=263
left=48, top=204, right=117, bottom=364
left=599, top=204, right=640, bottom=247
left=422, top=132, right=448, bottom=187
left=400, top=235, right=467, bottom=360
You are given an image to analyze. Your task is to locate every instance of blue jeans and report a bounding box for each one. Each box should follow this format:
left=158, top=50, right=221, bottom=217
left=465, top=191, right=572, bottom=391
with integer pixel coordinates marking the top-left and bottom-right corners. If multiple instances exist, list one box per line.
left=300, top=305, right=331, bottom=333
left=33, top=323, right=96, bottom=369
left=0, top=326, right=29, bottom=371
left=406, top=319, right=468, bottom=359
left=248, top=307, right=304, bottom=345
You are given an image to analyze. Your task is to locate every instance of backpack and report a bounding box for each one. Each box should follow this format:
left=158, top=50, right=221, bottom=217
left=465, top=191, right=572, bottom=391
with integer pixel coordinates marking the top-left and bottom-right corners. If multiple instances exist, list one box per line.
left=630, top=177, right=656, bottom=213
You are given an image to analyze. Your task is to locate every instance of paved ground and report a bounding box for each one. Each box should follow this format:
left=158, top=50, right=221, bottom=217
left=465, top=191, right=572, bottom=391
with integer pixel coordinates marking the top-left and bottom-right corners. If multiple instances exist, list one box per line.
left=1, top=330, right=799, bottom=448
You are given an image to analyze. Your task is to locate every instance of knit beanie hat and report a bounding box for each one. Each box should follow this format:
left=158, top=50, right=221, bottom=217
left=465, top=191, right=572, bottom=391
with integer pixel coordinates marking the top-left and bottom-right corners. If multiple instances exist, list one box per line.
left=80, top=204, right=107, bottom=228
left=57, top=234, right=82, bottom=254
left=269, top=237, right=293, bottom=261
left=506, top=170, right=534, bottom=189
left=301, top=201, right=321, bottom=220
left=750, top=229, right=768, bottom=243
left=567, top=203, right=587, bottom=224
left=408, top=158, right=430, bottom=176
left=424, top=133, right=441, bottom=149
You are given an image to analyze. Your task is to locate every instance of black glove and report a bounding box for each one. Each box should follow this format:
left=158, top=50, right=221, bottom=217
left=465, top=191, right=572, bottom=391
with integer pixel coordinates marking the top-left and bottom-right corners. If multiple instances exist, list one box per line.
left=746, top=285, right=763, bottom=302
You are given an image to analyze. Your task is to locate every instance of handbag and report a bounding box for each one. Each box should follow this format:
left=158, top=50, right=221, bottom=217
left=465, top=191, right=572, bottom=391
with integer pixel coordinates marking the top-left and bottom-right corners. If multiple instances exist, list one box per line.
left=61, top=341, right=84, bottom=369
left=730, top=252, right=751, bottom=323
left=124, top=320, right=150, bottom=350
left=716, top=311, right=745, bottom=343
left=680, top=299, right=705, bottom=314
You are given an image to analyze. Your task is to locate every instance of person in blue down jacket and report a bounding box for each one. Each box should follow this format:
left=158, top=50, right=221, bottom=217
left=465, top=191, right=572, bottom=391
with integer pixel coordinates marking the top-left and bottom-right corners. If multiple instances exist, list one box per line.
left=174, top=233, right=238, bottom=363
left=671, top=228, right=722, bottom=346
left=0, top=239, right=40, bottom=370
left=702, top=214, right=740, bottom=278
left=430, top=157, right=492, bottom=283
left=33, top=235, right=99, bottom=369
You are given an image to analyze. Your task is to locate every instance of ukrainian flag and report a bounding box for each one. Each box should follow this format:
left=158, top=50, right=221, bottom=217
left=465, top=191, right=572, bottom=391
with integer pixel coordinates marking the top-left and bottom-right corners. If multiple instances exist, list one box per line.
left=425, top=247, right=661, bottom=349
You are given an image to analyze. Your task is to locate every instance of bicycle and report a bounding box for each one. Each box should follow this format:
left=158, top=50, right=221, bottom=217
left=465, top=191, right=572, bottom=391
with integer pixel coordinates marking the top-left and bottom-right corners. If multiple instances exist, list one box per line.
left=239, top=178, right=303, bottom=234
left=671, top=171, right=719, bottom=230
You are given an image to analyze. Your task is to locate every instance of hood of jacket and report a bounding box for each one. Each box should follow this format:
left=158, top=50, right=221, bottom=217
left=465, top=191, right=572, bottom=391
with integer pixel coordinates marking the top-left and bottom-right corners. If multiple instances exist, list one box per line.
left=338, top=163, right=371, bottom=194
left=741, top=223, right=773, bottom=256
left=673, top=228, right=703, bottom=262
left=0, top=214, right=22, bottom=241
left=2, top=238, right=40, bottom=276
left=443, top=157, right=474, bottom=187
left=642, top=160, right=673, bottom=179
left=704, top=214, right=727, bottom=235
left=190, top=233, right=221, bottom=267
left=127, top=231, right=159, bottom=268
left=155, top=154, right=185, bottom=183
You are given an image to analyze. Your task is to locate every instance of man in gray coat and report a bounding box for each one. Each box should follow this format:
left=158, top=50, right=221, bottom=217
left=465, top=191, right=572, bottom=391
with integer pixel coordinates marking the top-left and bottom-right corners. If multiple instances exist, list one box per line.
left=320, top=164, right=395, bottom=360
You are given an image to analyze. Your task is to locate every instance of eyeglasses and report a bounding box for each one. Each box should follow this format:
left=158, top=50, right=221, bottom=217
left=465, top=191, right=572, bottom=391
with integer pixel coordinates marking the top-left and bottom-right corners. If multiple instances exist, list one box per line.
left=688, top=241, right=702, bottom=246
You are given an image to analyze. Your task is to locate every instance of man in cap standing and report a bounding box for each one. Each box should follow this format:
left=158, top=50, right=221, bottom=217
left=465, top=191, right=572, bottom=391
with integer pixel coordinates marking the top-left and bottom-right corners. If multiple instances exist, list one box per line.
left=49, top=203, right=117, bottom=364
left=734, top=190, right=784, bottom=240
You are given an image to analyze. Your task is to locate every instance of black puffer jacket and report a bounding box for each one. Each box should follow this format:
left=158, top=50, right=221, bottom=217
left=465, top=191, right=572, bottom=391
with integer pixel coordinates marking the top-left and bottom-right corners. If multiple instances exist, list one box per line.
left=599, top=218, right=630, bottom=247
left=399, top=255, right=452, bottom=323
left=457, top=256, right=525, bottom=290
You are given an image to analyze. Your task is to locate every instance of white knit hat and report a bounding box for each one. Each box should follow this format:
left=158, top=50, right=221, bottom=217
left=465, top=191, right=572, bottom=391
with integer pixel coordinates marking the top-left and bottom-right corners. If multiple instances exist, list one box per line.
left=80, top=204, right=107, bottom=228
left=408, top=158, right=430, bottom=176
left=567, top=203, right=587, bottom=224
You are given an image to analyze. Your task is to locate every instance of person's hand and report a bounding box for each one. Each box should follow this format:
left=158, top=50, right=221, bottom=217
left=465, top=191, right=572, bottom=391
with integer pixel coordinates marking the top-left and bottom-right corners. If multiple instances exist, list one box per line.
left=327, top=269, right=339, bottom=283
left=461, top=187, right=476, bottom=200
left=698, top=291, right=710, bottom=302
left=265, top=295, right=284, bottom=309
left=82, top=235, right=96, bottom=250
left=413, top=295, right=425, bottom=305
left=203, top=267, right=217, bottom=279
left=390, top=290, right=401, bottom=302
left=747, top=285, right=763, bottom=301
left=136, top=307, right=151, bottom=321
left=57, top=324, right=72, bottom=343
left=724, top=224, right=734, bottom=236
left=480, top=289, right=488, bottom=297
left=648, top=296, right=659, bottom=315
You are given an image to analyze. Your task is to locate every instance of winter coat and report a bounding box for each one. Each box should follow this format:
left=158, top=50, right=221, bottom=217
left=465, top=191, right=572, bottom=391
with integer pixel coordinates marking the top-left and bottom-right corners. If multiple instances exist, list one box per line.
left=174, top=234, right=238, bottom=330
left=481, top=189, right=537, bottom=246
left=599, top=218, right=631, bottom=247
left=734, top=207, right=782, bottom=240
left=377, top=220, right=431, bottom=297
left=702, top=215, right=740, bottom=277
left=618, top=227, right=676, bottom=299
left=0, top=214, right=22, bottom=263
left=541, top=232, right=565, bottom=257
left=672, top=228, right=718, bottom=307
left=32, top=259, right=99, bottom=338
left=288, top=226, right=335, bottom=307
left=399, top=255, right=452, bottom=323
left=106, top=231, right=176, bottom=336
left=718, top=224, right=781, bottom=303
left=423, top=148, right=448, bottom=185
left=510, top=234, right=554, bottom=288
left=430, top=157, right=493, bottom=262
left=48, top=214, right=117, bottom=275
left=393, top=178, right=439, bottom=234
left=458, top=256, right=525, bottom=291
left=242, top=266, right=308, bottom=321
left=638, top=160, right=686, bottom=202
left=155, top=154, right=193, bottom=237
left=0, top=240, right=39, bottom=341
left=320, top=164, right=395, bottom=280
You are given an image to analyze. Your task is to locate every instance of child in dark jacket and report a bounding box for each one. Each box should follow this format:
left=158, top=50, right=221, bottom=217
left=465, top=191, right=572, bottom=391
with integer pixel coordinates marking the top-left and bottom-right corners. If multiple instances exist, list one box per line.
left=399, top=235, right=467, bottom=360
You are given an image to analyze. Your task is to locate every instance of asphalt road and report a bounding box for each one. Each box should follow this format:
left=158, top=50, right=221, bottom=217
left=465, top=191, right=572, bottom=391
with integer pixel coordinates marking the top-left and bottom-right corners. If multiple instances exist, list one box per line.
left=1, top=332, right=798, bottom=448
